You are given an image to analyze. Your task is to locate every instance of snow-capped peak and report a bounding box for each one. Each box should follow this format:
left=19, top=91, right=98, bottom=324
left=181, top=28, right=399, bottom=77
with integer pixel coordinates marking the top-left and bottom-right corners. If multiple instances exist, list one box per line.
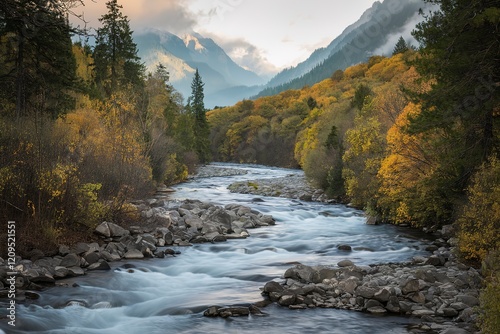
left=183, top=34, right=205, bottom=52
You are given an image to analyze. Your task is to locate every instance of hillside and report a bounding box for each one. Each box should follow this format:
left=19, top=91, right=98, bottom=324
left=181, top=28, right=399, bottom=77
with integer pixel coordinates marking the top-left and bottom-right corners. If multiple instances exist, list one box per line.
left=255, top=0, right=428, bottom=98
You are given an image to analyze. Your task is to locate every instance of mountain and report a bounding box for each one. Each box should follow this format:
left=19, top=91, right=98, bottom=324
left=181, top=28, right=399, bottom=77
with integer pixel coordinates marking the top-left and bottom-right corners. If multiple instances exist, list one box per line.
left=134, top=30, right=265, bottom=108
left=255, top=0, right=430, bottom=98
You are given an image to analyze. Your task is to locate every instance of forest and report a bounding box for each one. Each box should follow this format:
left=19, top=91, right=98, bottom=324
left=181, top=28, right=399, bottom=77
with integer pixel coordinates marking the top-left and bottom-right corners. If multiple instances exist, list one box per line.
left=0, top=0, right=209, bottom=253
left=0, top=0, right=499, bottom=332
left=208, top=1, right=499, bottom=331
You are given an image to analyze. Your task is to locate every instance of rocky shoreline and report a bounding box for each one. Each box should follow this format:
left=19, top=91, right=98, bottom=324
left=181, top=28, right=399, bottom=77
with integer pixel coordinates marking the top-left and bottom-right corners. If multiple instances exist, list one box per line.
left=0, top=167, right=484, bottom=333
left=0, top=199, right=274, bottom=300
left=228, top=174, right=330, bottom=202
left=203, top=226, right=482, bottom=334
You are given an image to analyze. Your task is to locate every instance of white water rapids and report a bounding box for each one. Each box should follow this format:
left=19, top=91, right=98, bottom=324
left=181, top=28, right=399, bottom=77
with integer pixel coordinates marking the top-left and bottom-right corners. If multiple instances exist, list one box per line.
left=0, top=164, right=434, bottom=333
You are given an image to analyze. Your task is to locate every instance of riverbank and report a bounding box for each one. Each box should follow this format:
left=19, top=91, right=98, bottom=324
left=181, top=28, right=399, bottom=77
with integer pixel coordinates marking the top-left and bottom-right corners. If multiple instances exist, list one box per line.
left=0, top=164, right=484, bottom=333
left=0, top=198, right=274, bottom=298
left=213, top=167, right=482, bottom=334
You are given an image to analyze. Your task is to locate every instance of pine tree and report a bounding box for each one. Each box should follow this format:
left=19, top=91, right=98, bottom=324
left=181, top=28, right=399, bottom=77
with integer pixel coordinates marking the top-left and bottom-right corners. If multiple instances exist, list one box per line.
left=93, top=0, right=144, bottom=96
left=189, top=69, right=211, bottom=163
left=392, top=36, right=408, bottom=55
left=402, top=0, right=500, bottom=225
left=0, top=0, right=77, bottom=118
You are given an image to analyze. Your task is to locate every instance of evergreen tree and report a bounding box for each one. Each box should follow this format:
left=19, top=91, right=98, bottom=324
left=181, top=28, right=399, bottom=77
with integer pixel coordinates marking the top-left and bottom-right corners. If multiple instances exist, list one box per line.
left=0, top=0, right=77, bottom=118
left=401, top=0, right=500, bottom=225
left=392, top=36, right=409, bottom=55
left=93, top=0, right=144, bottom=96
left=189, top=69, right=211, bottom=163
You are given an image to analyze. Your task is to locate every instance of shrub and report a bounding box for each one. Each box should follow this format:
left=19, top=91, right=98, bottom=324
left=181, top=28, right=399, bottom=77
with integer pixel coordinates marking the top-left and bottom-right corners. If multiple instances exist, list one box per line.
left=457, top=156, right=500, bottom=262
left=480, top=250, right=500, bottom=334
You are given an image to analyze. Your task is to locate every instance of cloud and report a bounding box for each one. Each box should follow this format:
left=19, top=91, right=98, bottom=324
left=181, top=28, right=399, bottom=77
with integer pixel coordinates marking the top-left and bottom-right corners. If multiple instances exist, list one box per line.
left=204, top=35, right=280, bottom=77
left=372, top=9, right=428, bottom=56
left=73, top=0, right=197, bottom=35
left=128, top=0, right=197, bottom=34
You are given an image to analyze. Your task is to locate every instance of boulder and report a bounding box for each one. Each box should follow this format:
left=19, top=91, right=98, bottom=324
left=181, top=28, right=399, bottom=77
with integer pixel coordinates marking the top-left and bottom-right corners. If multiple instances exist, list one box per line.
left=67, top=266, right=85, bottom=276
left=401, top=279, right=420, bottom=294
left=284, top=265, right=320, bottom=284
left=367, top=306, right=387, bottom=314
left=337, top=260, right=354, bottom=267
left=124, top=249, right=144, bottom=259
left=60, top=253, right=80, bottom=268
left=356, top=286, right=376, bottom=299
left=278, top=294, right=296, bottom=306
left=337, top=244, right=352, bottom=251
left=95, top=222, right=129, bottom=238
left=373, top=288, right=391, bottom=303
left=263, top=281, right=284, bottom=294
left=87, top=260, right=111, bottom=271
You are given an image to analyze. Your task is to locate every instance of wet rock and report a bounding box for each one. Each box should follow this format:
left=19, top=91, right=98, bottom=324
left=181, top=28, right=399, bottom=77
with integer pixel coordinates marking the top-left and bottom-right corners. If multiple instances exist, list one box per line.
left=367, top=306, right=387, bottom=314
left=278, top=294, right=296, bottom=306
left=337, top=245, right=352, bottom=251
left=67, top=266, right=85, bottom=276
left=203, top=306, right=221, bottom=317
left=337, top=259, right=354, bottom=267
left=87, top=260, right=111, bottom=271
left=263, top=281, right=284, bottom=294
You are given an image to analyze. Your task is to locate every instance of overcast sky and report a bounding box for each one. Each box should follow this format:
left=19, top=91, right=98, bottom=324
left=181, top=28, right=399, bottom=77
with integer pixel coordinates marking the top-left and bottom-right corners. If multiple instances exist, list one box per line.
left=73, top=0, right=379, bottom=75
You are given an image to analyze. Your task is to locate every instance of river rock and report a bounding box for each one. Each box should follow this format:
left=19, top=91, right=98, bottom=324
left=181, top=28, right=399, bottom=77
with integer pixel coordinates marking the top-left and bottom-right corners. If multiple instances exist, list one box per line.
left=337, top=260, right=354, bottom=267
left=95, top=222, right=129, bottom=238
left=87, top=260, right=111, bottom=271
left=67, top=266, right=85, bottom=276
left=402, top=279, right=420, bottom=294
left=124, top=249, right=144, bottom=259
left=367, top=306, right=387, bottom=314
left=337, top=244, right=352, bottom=251
left=60, top=253, right=80, bottom=268
left=84, top=252, right=100, bottom=265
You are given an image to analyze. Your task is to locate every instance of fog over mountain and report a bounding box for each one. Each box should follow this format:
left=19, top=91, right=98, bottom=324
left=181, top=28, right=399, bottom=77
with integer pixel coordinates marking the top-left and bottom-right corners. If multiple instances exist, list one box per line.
left=135, top=29, right=266, bottom=108
left=135, top=0, right=432, bottom=107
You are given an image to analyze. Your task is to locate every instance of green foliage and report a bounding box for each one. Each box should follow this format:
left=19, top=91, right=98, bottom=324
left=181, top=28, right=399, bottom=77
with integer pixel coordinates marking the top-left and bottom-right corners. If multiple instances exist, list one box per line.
left=93, top=0, right=145, bottom=96
left=351, top=84, right=372, bottom=110
left=410, top=0, right=500, bottom=196
left=392, top=36, right=409, bottom=55
left=0, top=4, right=197, bottom=255
left=0, top=0, right=77, bottom=118
left=189, top=69, right=211, bottom=163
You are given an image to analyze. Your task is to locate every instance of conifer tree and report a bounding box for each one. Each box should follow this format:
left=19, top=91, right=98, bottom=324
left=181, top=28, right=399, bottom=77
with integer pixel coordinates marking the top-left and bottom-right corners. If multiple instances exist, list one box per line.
left=392, top=36, right=408, bottom=55
left=0, top=0, right=77, bottom=118
left=189, top=69, right=211, bottom=163
left=410, top=0, right=499, bottom=196
left=93, top=0, right=144, bottom=96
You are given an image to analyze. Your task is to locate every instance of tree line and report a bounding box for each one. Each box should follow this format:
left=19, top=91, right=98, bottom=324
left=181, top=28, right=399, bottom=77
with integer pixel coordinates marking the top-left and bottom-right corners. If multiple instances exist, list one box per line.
left=209, top=1, right=499, bottom=331
left=0, top=0, right=210, bottom=253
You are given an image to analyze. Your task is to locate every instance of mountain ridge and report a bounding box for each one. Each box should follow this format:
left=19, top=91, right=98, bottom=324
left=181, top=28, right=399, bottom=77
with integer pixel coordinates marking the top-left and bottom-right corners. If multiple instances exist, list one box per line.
left=134, top=29, right=265, bottom=107
left=255, top=0, right=429, bottom=98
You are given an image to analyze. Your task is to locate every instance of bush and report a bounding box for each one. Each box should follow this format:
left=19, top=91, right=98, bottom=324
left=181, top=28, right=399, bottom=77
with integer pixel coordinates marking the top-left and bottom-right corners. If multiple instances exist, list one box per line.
left=457, top=156, right=500, bottom=262
left=480, top=250, right=500, bottom=334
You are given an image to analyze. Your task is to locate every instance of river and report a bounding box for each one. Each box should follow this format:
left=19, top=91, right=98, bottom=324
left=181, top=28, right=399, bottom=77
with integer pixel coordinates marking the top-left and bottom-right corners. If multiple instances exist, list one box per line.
left=1, top=163, right=434, bottom=333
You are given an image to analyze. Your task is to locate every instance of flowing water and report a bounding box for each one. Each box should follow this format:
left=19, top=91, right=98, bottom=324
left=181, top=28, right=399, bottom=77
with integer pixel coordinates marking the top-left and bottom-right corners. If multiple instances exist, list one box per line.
left=0, top=164, right=434, bottom=333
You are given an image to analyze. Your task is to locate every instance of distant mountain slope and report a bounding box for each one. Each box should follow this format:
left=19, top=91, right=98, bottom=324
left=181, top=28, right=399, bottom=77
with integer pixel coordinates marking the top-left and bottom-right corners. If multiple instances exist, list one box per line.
left=134, top=30, right=265, bottom=107
left=255, top=0, right=428, bottom=98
